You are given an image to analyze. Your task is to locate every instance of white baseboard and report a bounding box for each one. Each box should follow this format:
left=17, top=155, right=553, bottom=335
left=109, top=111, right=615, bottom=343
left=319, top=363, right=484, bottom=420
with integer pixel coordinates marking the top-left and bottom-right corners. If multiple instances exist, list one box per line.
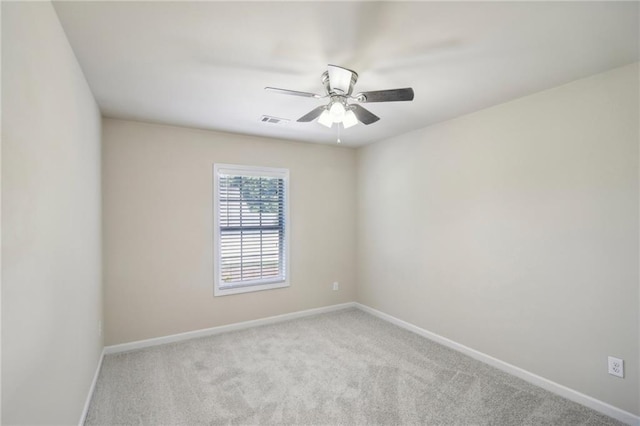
left=78, top=347, right=105, bottom=426
left=104, top=302, right=356, bottom=355
left=355, top=303, right=639, bottom=426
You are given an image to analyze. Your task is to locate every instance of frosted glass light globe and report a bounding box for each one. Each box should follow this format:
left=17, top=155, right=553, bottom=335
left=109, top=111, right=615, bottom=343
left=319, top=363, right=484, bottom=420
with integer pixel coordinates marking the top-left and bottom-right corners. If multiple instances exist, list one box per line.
left=329, top=102, right=346, bottom=123
left=317, top=110, right=333, bottom=128
left=342, top=110, right=358, bottom=128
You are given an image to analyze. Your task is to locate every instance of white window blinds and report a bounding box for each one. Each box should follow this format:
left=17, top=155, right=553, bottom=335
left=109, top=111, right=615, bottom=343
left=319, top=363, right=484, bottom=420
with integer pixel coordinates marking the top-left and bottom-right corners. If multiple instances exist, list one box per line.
left=214, top=165, right=289, bottom=294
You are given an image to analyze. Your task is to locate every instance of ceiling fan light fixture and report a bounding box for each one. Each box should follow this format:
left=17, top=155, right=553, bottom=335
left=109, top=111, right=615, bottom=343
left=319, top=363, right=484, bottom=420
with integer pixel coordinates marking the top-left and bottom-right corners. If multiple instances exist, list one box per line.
left=342, top=110, right=358, bottom=129
left=317, top=109, right=333, bottom=128
left=267, top=64, right=414, bottom=131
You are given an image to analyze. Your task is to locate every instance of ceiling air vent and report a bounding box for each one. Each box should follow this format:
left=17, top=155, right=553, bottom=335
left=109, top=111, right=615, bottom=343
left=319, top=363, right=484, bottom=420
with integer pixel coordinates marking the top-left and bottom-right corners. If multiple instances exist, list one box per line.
left=260, top=115, right=290, bottom=125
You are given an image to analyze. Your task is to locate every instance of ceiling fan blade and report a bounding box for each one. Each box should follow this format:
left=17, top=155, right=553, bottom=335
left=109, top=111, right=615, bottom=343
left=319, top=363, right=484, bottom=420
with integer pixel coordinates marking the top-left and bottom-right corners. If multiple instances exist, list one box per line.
left=351, top=104, right=380, bottom=125
left=265, top=87, right=322, bottom=99
left=327, top=64, right=357, bottom=95
left=297, top=106, right=327, bottom=122
left=355, top=88, right=414, bottom=103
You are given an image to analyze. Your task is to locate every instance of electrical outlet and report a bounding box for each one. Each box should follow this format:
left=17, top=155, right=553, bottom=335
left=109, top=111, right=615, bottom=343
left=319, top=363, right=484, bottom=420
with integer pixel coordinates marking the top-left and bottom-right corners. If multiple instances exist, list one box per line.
left=608, top=356, right=624, bottom=378
left=333, top=281, right=339, bottom=291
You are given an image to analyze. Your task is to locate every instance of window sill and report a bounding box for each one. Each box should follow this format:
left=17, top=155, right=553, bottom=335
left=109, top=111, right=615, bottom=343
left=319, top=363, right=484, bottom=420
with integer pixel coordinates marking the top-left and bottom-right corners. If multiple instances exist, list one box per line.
left=214, top=280, right=289, bottom=297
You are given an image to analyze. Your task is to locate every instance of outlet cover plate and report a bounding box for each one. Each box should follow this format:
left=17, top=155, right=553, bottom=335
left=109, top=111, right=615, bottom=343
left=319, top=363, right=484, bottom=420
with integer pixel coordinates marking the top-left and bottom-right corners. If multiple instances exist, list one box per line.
left=608, top=356, right=624, bottom=378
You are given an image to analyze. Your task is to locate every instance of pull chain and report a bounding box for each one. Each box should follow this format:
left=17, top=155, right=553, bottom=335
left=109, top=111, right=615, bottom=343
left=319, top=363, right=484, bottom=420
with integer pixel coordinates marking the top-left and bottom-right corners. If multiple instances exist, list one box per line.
left=337, top=123, right=342, bottom=144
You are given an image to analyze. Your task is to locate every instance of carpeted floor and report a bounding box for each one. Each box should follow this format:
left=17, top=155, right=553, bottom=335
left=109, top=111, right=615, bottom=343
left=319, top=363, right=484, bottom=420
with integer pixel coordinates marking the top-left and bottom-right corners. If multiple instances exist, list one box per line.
left=86, top=308, right=624, bottom=425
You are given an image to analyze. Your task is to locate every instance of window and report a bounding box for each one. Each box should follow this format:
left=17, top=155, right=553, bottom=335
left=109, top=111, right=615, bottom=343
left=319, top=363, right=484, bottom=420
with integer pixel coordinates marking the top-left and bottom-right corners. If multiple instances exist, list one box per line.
left=213, top=164, right=289, bottom=296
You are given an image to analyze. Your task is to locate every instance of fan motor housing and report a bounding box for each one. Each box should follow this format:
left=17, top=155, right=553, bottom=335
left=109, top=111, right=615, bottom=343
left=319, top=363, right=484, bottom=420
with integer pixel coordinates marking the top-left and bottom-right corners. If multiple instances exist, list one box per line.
left=322, top=68, right=358, bottom=96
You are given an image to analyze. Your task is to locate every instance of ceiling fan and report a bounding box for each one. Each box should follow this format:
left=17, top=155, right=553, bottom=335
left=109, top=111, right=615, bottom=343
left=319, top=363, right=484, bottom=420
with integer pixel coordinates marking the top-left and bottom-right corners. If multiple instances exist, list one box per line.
left=265, top=64, right=414, bottom=129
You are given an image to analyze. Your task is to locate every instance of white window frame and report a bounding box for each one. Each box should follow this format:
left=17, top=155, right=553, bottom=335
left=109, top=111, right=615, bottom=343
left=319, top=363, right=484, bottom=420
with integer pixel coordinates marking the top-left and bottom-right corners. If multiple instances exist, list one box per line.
left=213, top=163, right=290, bottom=296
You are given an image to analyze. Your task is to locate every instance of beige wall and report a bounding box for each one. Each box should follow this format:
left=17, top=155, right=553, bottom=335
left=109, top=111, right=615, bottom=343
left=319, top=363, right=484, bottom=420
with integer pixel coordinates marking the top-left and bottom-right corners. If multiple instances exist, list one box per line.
left=1, top=2, right=103, bottom=424
left=102, top=119, right=357, bottom=345
left=357, top=63, right=639, bottom=415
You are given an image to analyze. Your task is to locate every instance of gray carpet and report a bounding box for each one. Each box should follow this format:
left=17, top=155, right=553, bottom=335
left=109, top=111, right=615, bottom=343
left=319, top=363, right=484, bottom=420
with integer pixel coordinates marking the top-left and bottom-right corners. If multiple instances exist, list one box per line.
left=86, top=309, right=624, bottom=425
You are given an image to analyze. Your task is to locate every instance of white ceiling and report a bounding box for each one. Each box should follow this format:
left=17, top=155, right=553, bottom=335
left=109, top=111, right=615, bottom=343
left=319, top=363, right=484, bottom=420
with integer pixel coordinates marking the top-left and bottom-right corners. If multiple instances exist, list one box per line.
left=53, top=1, right=639, bottom=147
